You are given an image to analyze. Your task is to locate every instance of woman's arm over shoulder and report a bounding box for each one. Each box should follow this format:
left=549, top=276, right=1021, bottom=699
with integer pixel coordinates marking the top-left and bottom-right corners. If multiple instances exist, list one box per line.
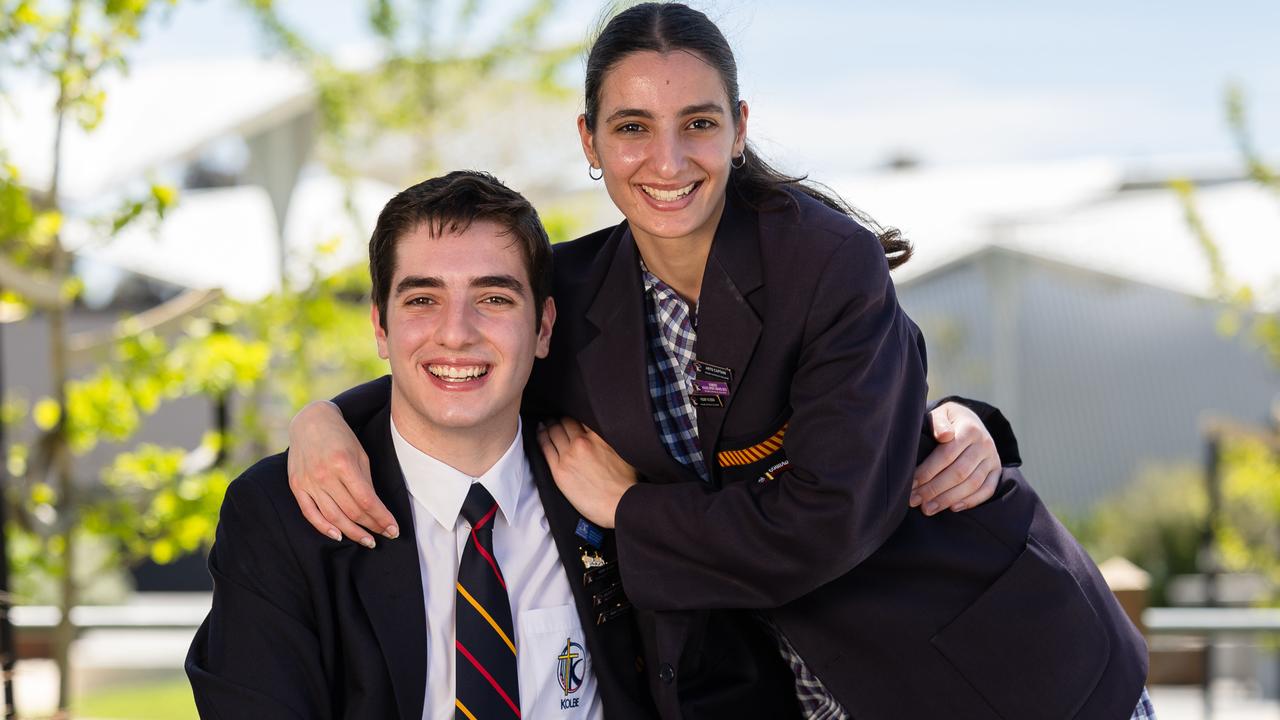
left=330, top=375, right=393, bottom=431
left=287, top=376, right=397, bottom=545
left=614, top=230, right=927, bottom=610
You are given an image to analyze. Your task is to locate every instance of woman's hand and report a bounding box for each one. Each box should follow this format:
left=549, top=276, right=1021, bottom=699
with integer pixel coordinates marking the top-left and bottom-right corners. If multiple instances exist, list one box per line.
left=287, top=400, right=398, bottom=548
left=537, top=417, right=638, bottom=528
left=910, top=401, right=1002, bottom=515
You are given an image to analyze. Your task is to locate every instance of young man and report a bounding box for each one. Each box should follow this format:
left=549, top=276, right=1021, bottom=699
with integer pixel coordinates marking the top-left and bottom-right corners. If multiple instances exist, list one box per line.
left=186, top=171, right=655, bottom=719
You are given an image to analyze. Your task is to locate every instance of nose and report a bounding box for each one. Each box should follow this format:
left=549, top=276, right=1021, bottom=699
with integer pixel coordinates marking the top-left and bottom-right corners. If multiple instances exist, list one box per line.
left=649, top=126, right=688, bottom=180
left=434, top=299, right=481, bottom=349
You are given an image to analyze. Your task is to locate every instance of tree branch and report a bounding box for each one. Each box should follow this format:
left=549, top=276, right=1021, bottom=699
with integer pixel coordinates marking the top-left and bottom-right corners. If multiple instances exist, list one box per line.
left=0, top=255, right=65, bottom=310
left=67, top=287, right=223, bottom=355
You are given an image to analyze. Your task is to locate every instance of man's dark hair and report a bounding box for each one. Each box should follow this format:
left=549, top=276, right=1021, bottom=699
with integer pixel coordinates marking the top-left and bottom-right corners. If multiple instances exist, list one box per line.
left=369, top=170, right=553, bottom=329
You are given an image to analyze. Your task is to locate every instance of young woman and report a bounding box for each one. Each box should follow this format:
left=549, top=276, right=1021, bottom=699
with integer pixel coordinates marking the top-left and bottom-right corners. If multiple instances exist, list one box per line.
left=285, top=4, right=1153, bottom=719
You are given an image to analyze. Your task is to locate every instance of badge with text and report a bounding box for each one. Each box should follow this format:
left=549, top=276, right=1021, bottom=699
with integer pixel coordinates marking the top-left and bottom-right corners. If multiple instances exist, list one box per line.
left=556, top=638, right=587, bottom=703
left=691, top=394, right=725, bottom=408
left=591, top=582, right=625, bottom=607
left=596, top=603, right=630, bottom=625
left=583, top=561, right=618, bottom=586
left=757, top=459, right=793, bottom=484
left=691, top=379, right=730, bottom=397
left=574, top=518, right=604, bottom=549
left=693, top=360, right=733, bottom=382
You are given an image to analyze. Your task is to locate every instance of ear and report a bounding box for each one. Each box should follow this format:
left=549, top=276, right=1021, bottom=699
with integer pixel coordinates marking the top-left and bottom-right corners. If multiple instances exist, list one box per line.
left=372, top=304, right=390, bottom=360
left=577, top=114, right=601, bottom=170
left=535, top=296, right=556, bottom=359
left=733, top=100, right=750, bottom=158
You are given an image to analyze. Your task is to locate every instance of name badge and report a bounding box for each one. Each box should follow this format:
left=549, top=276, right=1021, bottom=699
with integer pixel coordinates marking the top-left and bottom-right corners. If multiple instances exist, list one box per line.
left=691, top=379, right=729, bottom=396
left=693, top=360, right=733, bottom=382
left=691, top=394, right=725, bottom=408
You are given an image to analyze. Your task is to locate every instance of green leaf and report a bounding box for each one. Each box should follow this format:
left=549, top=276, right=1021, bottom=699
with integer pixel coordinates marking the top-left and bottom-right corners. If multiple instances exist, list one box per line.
left=151, top=183, right=177, bottom=211
left=150, top=539, right=176, bottom=565
left=13, top=2, right=40, bottom=25
left=33, top=398, right=60, bottom=430
left=33, top=210, right=61, bottom=239
left=6, top=443, right=28, bottom=478
left=30, top=483, right=55, bottom=505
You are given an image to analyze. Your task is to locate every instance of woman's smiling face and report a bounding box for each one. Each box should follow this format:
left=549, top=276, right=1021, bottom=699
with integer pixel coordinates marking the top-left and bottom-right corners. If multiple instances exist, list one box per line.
left=579, top=50, right=748, bottom=250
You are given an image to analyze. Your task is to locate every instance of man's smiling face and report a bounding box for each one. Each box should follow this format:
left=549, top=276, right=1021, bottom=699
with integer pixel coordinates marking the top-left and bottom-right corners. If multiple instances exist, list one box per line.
left=373, top=219, right=554, bottom=444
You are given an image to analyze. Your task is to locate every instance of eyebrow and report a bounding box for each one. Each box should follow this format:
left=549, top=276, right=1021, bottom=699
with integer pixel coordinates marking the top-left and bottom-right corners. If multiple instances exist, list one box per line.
left=472, top=275, right=526, bottom=294
left=604, top=102, right=726, bottom=124
left=394, top=274, right=526, bottom=296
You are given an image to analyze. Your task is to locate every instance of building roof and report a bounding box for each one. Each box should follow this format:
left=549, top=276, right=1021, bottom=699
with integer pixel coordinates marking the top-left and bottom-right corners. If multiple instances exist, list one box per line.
left=62, top=169, right=396, bottom=302
left=832, top=160, right=1280, bottom=304
left=1, top=59, right=313, bottom=203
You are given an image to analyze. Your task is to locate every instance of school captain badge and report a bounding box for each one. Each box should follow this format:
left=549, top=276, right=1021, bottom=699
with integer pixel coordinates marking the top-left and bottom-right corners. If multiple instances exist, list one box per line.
left=556, top=638, right=586, bottom=706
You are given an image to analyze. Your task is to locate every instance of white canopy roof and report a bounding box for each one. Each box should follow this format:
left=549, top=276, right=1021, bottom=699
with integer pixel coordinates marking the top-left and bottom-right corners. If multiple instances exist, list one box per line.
left=63, top=168, right=397, bottom=302
left=1, top=59, right=312, bottom=203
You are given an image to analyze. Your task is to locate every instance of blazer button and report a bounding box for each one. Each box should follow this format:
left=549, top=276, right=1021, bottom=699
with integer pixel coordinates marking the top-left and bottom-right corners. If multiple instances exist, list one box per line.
left=658, top=663, right=675, bottom=684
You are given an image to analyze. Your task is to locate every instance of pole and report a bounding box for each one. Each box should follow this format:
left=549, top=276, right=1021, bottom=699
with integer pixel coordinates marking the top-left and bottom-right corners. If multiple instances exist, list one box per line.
left=1202, top=433, right=1221, bottom=719
left=0, top=313, right=17, bottom=719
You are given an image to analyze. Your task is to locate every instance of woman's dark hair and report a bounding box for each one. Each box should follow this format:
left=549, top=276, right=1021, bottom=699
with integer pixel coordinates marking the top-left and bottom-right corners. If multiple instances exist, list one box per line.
left=582, top=2, right=911, bottom=269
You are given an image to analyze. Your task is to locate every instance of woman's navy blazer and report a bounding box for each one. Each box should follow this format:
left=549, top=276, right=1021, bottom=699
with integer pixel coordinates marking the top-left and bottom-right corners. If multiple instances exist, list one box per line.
left=526, top=187, right=1149, bottom=720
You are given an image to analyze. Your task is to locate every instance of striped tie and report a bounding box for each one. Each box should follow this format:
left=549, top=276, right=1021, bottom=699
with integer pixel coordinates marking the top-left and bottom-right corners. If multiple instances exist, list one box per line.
left=455, top=483, right=520, bottom=719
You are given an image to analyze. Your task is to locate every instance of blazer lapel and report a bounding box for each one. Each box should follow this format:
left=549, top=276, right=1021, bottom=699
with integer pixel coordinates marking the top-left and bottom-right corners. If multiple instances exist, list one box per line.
left=694, top=194, right=765, bottom=475
left=522, top=419, right=648, bottom=709
left=578, top=225, right=699, bottom=484
left=352, top=407, right=429, bottom=720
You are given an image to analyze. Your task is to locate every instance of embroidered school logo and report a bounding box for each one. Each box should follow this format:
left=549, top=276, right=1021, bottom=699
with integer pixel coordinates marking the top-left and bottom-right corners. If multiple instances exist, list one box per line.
left=556, top=638, right=586, bottom=698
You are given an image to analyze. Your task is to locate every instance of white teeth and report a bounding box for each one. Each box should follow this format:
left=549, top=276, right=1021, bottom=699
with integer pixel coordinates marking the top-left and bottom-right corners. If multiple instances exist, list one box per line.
left=427, top=364, right=489, bottom=382
left=641, top=183, right=696, bottom=202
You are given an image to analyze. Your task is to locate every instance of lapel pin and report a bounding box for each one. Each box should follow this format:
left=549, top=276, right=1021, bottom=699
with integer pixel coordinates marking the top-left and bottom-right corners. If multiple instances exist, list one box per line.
left=580, top=549, right=606, bottom=569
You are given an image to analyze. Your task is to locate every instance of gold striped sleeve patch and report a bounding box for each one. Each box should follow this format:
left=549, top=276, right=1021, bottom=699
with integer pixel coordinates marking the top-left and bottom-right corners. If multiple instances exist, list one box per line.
left=717, top=422, right=788, bottom=467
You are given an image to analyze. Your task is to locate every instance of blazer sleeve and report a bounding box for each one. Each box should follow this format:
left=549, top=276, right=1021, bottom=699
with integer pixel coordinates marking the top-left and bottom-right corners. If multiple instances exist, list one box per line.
left=330, top=375, right=393, bottom=431
left=920, top=396, right=1023, bottom=467
left=186, top=467, right=331, bottom=719
left=614, top=230, right=929, bottom=610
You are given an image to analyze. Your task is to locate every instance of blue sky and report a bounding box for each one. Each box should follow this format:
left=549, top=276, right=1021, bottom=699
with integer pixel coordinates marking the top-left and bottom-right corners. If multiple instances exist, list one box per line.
left=128, top=0, right=1280, bottom=176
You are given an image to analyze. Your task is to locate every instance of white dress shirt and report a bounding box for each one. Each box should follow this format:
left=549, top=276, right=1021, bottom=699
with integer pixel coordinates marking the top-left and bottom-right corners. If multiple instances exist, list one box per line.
left=390, top=417, right=603, bottom=720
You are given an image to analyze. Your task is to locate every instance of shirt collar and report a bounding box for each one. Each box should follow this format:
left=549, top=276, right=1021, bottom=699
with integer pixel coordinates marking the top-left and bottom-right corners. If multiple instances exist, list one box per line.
left=390, top=416, right=527, bottom=531
left=639, top=258, right=693, bottom=308
left=640, top=258, right=660, bottom=294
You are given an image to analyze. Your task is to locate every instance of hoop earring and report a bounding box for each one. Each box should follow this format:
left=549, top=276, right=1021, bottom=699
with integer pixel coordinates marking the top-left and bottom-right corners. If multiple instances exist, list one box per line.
left=731, top=154, right=746, bottom=169
left=588, top=165, right=603, bottom=181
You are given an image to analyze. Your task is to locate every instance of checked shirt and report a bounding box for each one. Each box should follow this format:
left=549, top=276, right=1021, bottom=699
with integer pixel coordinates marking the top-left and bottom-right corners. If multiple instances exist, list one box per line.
left=641, top=262, right=710, bottom=483
left=641, top=261, right=844, bottom=717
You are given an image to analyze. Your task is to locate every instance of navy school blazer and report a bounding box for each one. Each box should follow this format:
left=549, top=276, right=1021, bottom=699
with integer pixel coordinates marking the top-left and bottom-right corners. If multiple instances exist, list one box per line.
left=328, top=188, right=1147, bottom=719
left=186, top=409, right=657, bottom=719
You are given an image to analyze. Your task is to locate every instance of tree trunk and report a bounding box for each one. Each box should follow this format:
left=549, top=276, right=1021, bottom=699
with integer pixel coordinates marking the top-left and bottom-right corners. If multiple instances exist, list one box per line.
left=48, top=2, right=83, bottom=713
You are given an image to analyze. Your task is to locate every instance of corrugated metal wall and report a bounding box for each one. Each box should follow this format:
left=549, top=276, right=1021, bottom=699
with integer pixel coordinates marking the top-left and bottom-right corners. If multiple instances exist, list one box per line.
left=899, top=247, right=1279, bottom=513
